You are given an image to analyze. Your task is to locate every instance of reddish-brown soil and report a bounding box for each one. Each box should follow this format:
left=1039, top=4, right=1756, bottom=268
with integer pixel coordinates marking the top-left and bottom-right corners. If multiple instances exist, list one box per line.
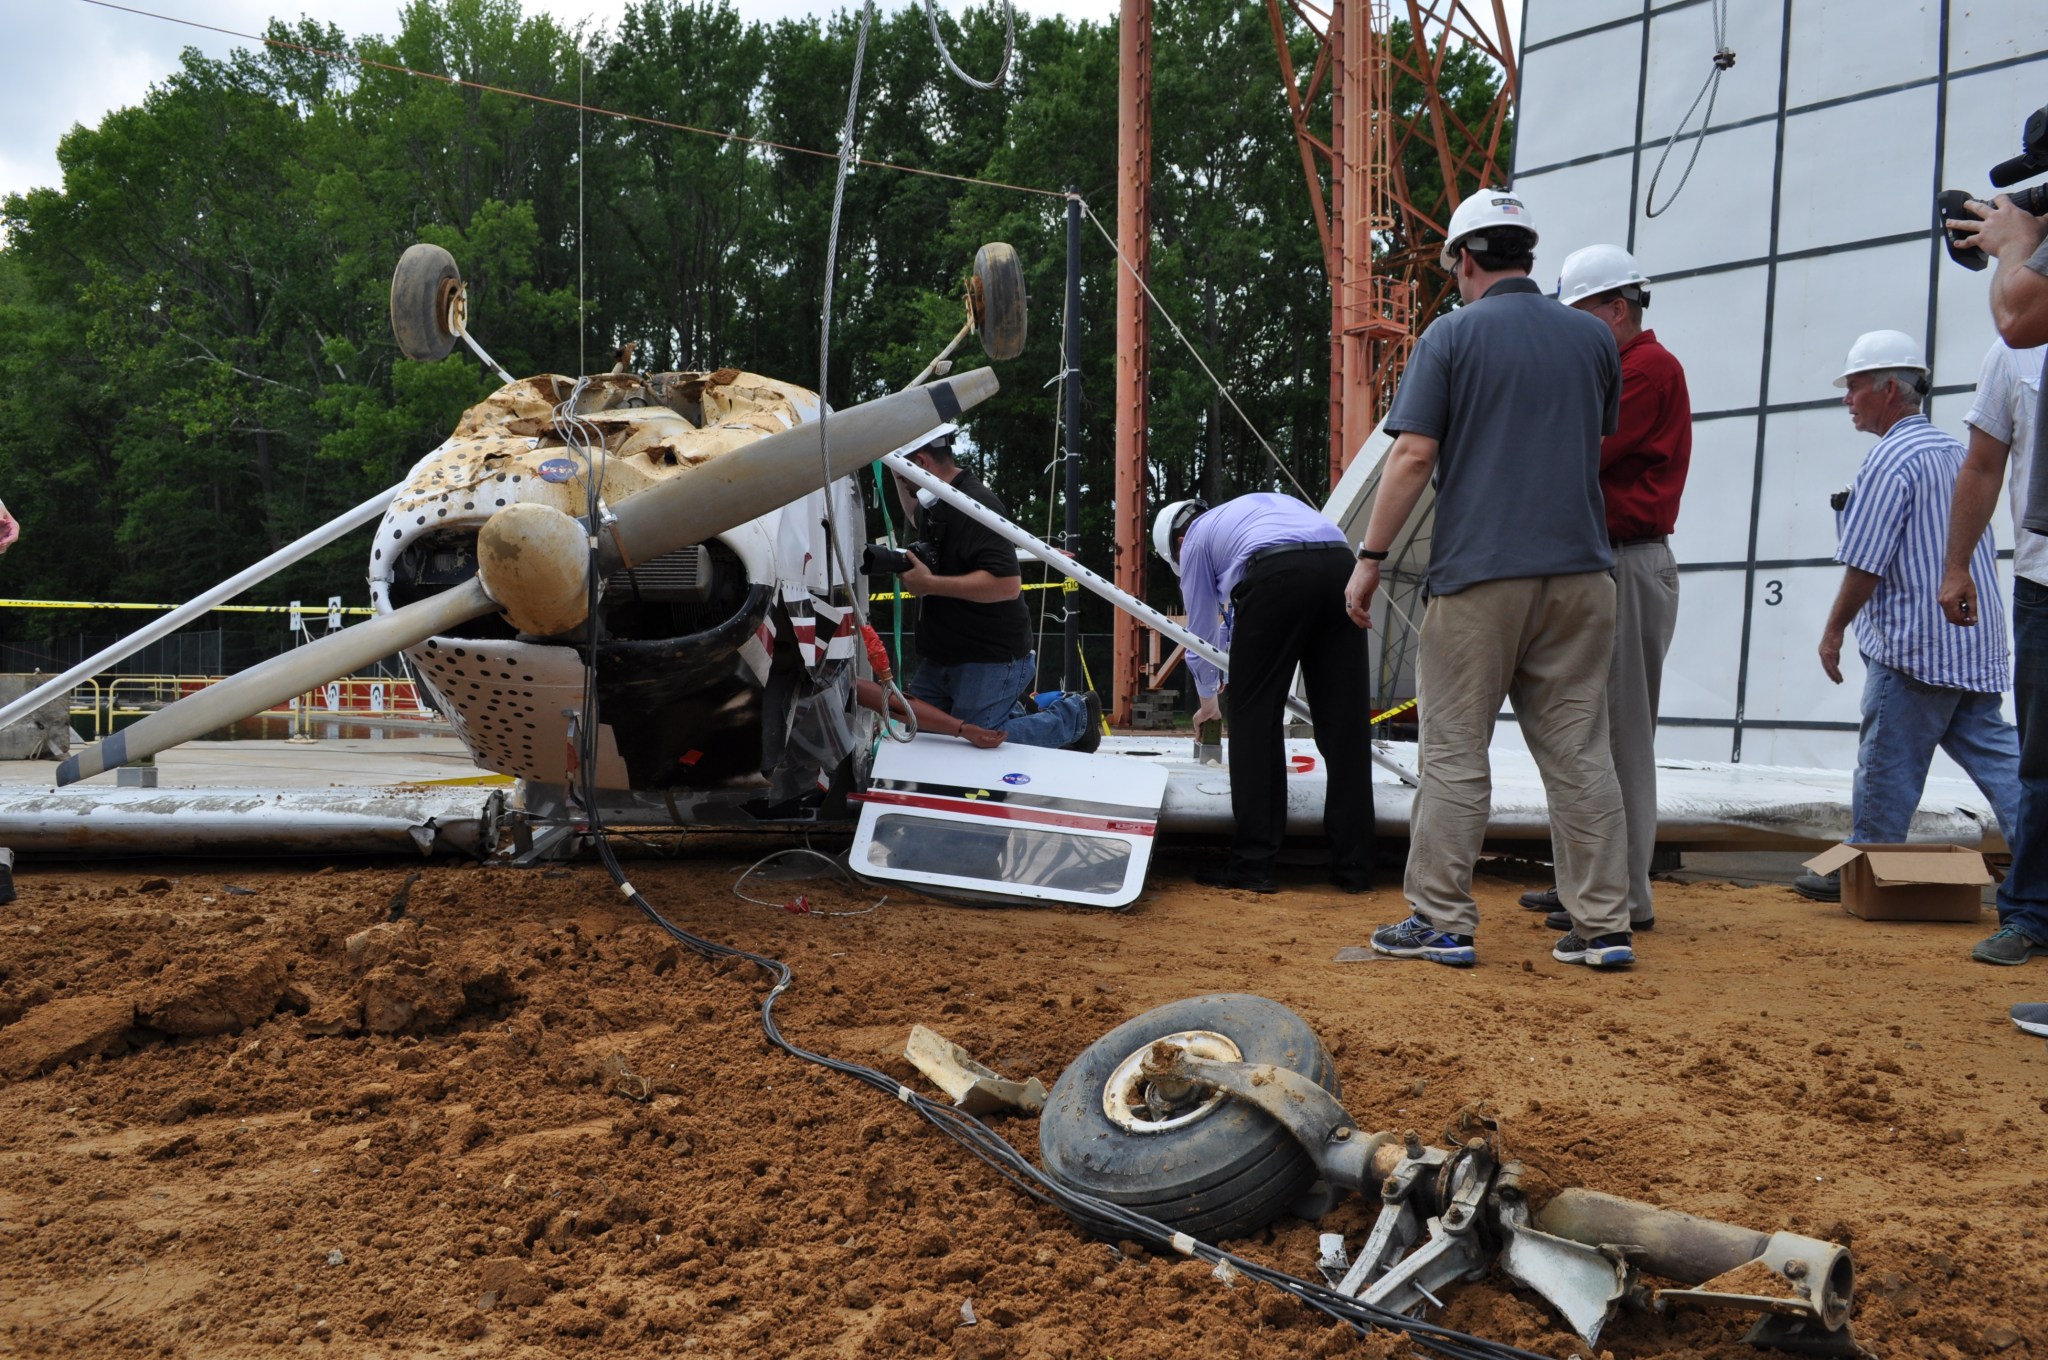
left=0, top=848, right=2043, bottom=1358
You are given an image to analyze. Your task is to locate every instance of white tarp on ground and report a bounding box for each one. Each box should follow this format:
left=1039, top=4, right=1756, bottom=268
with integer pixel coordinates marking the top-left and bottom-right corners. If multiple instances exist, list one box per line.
left=1094, top=737, right=2001, bottom=852
left=0, top=787, right=492, bottom=856
left=1510, top=1, right=2047, bottom=773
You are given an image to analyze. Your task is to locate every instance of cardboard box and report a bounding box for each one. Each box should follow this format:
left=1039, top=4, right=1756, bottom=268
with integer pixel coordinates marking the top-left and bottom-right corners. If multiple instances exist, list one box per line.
left=1802, top=843, right=1992, bottom=922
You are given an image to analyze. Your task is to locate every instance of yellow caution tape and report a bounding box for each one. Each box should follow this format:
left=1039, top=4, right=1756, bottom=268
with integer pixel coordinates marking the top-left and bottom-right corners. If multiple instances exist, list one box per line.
left=867, top=581, right=1067, bottom=603
left=0, top=598, right=375, bottom=616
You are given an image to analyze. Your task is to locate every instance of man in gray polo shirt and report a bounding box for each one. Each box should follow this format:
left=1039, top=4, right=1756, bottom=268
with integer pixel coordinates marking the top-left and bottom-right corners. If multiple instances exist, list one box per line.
left=1346, top=188, right=1633, bottom=969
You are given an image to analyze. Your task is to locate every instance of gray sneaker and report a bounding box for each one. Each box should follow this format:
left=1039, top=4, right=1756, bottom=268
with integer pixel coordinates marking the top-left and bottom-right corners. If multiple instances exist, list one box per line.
left=1792, top=870, right=1840, bottom=902
left=1972, top=926, right=2045, bottom=966
left=2012, top=1002, right=2048, bottom=1037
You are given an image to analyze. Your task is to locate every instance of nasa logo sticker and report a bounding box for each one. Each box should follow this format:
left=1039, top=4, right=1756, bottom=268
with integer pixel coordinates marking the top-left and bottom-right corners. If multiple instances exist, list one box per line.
left=538, top=457, right=578, bottom=484
left=1001, top=773, right=1031, bottom=786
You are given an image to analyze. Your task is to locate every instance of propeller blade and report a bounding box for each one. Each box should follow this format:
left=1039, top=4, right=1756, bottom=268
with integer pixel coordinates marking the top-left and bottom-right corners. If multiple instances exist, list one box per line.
left=603, top=367, right=999, bottom=571
left=57, top=580, right=495, bottom=786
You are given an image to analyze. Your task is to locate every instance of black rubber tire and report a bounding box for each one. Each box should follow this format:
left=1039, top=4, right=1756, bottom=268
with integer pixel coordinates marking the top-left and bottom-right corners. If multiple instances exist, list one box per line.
left=390, top=243, right=462, bottom=362
left=1039, top=993, right=1339, bottom=1242
left=973, top=242, right=1028, bottom=361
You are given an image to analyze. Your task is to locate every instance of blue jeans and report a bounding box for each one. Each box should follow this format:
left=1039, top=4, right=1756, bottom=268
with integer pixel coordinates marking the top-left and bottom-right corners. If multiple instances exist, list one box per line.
left=1998, top=579, right=2048, bottom=944
left=1852, top=657, right=2021, bottom=848
left=906, top=653, right=1087, bottom=749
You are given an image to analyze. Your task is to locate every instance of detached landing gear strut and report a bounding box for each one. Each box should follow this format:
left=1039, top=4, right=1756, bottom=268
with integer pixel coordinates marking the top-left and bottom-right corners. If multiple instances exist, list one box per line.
left=1039, top=994, right=1857, bottom=1355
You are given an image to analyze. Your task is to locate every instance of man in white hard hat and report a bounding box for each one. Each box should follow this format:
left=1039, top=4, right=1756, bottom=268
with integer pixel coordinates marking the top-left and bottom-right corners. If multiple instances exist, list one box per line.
left=1797, top=330, right=2021, bottom=901
left=1939, top=337, right=2048, bottom=964
left=1154, top=494, right=1374, bottom=894
left=1518, top=245, right=1692, bottom=937
left=1345, top=189, right=1634, bottom=969
left=1945, top=198, right=2048, bottom=981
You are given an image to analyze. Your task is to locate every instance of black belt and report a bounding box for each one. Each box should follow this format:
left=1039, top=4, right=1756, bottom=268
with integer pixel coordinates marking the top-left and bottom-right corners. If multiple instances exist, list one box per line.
left=1245, top=540, right=1350, bottom=567
left=1610, top=534, right=1668, bottom=549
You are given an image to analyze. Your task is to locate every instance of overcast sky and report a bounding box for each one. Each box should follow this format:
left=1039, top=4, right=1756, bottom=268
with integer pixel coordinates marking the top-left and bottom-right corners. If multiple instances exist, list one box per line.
left=7, top=0, right=1523, bottom=205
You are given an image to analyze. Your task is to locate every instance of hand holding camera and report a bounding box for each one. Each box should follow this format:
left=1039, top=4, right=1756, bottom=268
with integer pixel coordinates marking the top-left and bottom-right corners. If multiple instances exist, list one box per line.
left=860, top=540, right=943, bottom=595
left=1939, top=104, right=2048, bottom=270
left=860, top=540, right=939, bottom=577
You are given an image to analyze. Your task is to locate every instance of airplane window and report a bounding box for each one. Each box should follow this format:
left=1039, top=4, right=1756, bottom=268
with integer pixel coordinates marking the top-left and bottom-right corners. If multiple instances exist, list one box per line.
left=864, top=813, right=1131, bottom=897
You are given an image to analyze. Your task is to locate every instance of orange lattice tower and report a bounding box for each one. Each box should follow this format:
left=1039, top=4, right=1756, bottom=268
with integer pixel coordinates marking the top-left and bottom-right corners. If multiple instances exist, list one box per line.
left=1267, top=0, right=1518, bottom=483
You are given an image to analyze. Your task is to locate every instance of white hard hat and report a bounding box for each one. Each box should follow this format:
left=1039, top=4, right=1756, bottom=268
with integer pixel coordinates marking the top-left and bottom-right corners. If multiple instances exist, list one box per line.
left=884, top=421, right=959, bottom=461
left=1556, top=244, right=1651, bottom=308
left=1439, top=189, right=1538, bottom=271
left=1834, top=330, right=1928, bottom=388
left=1151, top=498, right=1208, bottom=575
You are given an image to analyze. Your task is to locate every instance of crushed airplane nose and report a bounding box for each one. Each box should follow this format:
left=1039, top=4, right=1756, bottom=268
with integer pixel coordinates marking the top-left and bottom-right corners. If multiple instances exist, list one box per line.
left=1039, top=994, right=1857, bottom=1355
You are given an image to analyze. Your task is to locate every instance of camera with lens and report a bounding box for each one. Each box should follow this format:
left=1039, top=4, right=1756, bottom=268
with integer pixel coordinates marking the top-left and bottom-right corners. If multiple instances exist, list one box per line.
left=861, top=541, right=937, bottom=576
left=1939, top=103, right=2048, bottom=270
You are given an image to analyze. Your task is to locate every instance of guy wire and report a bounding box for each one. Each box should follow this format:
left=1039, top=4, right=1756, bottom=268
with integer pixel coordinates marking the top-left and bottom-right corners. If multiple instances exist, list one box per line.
left=578, top=52, right=586, bottom=378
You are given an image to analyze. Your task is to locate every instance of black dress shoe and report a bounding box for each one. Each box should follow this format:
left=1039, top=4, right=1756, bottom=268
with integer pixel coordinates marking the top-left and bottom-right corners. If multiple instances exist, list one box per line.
left=1329, top=873, right=1374, bottom=895
left=1196, top=866, right=1279, bottom=894
left=1520, top=886, right=1562, bottom=911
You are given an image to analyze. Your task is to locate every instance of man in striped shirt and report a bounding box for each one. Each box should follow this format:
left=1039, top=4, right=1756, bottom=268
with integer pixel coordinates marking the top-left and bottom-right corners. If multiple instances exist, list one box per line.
left=1803, top=330, right=2021, bottom=901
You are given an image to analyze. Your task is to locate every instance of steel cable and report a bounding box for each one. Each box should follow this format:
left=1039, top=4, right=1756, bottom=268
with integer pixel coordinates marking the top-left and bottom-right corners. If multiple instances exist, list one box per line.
left=1643, top=0, right=1734, bottom=219
left=923, top=0, right=1016, bottom=91
left=1078, top=200, right=1314, bottom=503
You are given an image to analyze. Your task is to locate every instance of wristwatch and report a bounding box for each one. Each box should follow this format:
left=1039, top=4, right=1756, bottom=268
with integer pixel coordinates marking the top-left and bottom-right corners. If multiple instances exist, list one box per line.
left=1356, top=544, right=1389, bottom=562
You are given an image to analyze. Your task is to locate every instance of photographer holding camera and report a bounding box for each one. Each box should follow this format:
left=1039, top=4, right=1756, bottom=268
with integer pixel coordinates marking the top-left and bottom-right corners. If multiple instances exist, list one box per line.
left=1945, top=171, right=2048, bottom=970
left=881, top=426, right=1098, bottom=750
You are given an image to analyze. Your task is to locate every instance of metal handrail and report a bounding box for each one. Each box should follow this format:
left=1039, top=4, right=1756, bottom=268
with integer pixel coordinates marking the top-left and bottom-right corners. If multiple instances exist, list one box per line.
left=67, top=673, right=436, bottom=740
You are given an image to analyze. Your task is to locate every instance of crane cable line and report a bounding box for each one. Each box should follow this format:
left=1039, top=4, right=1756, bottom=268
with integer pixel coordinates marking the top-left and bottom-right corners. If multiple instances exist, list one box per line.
left=1078, top=199, right=1314, bottom=503
left=1643, top=0, right=1734, bottom=219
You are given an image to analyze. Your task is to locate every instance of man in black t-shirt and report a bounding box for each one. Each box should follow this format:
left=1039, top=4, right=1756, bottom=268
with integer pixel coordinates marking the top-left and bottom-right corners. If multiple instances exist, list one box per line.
left=890, top=428, right=1095, bottom=749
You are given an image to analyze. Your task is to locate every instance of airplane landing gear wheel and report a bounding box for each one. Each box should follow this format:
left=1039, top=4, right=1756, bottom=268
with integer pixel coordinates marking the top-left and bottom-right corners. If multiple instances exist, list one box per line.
left=390, top=243, right=463, bottom=362
left=1038, top=993, right=1338, bottom=1243
left=972, top=242, right=1027, bottom=361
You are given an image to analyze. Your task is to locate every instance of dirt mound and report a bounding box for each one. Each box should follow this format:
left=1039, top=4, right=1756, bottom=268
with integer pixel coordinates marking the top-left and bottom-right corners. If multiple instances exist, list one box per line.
left=138, top=948, right=292, bottom=1036
left=0, top=855, right=2041, bottom=1358
left=0, top=993, right=138, bottom=1079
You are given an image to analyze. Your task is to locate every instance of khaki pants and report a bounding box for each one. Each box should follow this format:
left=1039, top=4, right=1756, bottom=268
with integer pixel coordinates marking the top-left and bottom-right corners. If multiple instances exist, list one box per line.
left=1573, top=541, right=1678, bottom=922
left=1405, top=571, right=1630, bottom=939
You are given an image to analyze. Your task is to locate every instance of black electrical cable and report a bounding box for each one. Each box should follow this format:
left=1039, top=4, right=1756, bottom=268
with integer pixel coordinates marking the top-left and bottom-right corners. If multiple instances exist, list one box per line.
left=548, top=471, right=1558, bottom=1360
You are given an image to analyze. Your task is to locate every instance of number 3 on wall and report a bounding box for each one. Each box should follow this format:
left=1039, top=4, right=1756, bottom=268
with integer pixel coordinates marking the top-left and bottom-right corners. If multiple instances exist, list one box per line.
left=1763, top=580, right=1783, bottom=606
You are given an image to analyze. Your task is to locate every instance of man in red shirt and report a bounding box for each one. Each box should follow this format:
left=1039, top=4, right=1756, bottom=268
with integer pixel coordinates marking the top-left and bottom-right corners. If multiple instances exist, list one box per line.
left=1521, top=245, right=1692, bottom=933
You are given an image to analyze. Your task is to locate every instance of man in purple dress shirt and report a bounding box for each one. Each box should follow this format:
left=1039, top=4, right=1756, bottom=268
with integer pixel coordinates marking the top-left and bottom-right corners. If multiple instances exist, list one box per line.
left=1155, top=493, right=1375, bottom=893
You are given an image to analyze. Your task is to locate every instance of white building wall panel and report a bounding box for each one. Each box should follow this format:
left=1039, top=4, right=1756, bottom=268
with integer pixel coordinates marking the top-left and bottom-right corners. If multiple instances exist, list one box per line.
left=1512, top=0, right=2048, bottom=763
